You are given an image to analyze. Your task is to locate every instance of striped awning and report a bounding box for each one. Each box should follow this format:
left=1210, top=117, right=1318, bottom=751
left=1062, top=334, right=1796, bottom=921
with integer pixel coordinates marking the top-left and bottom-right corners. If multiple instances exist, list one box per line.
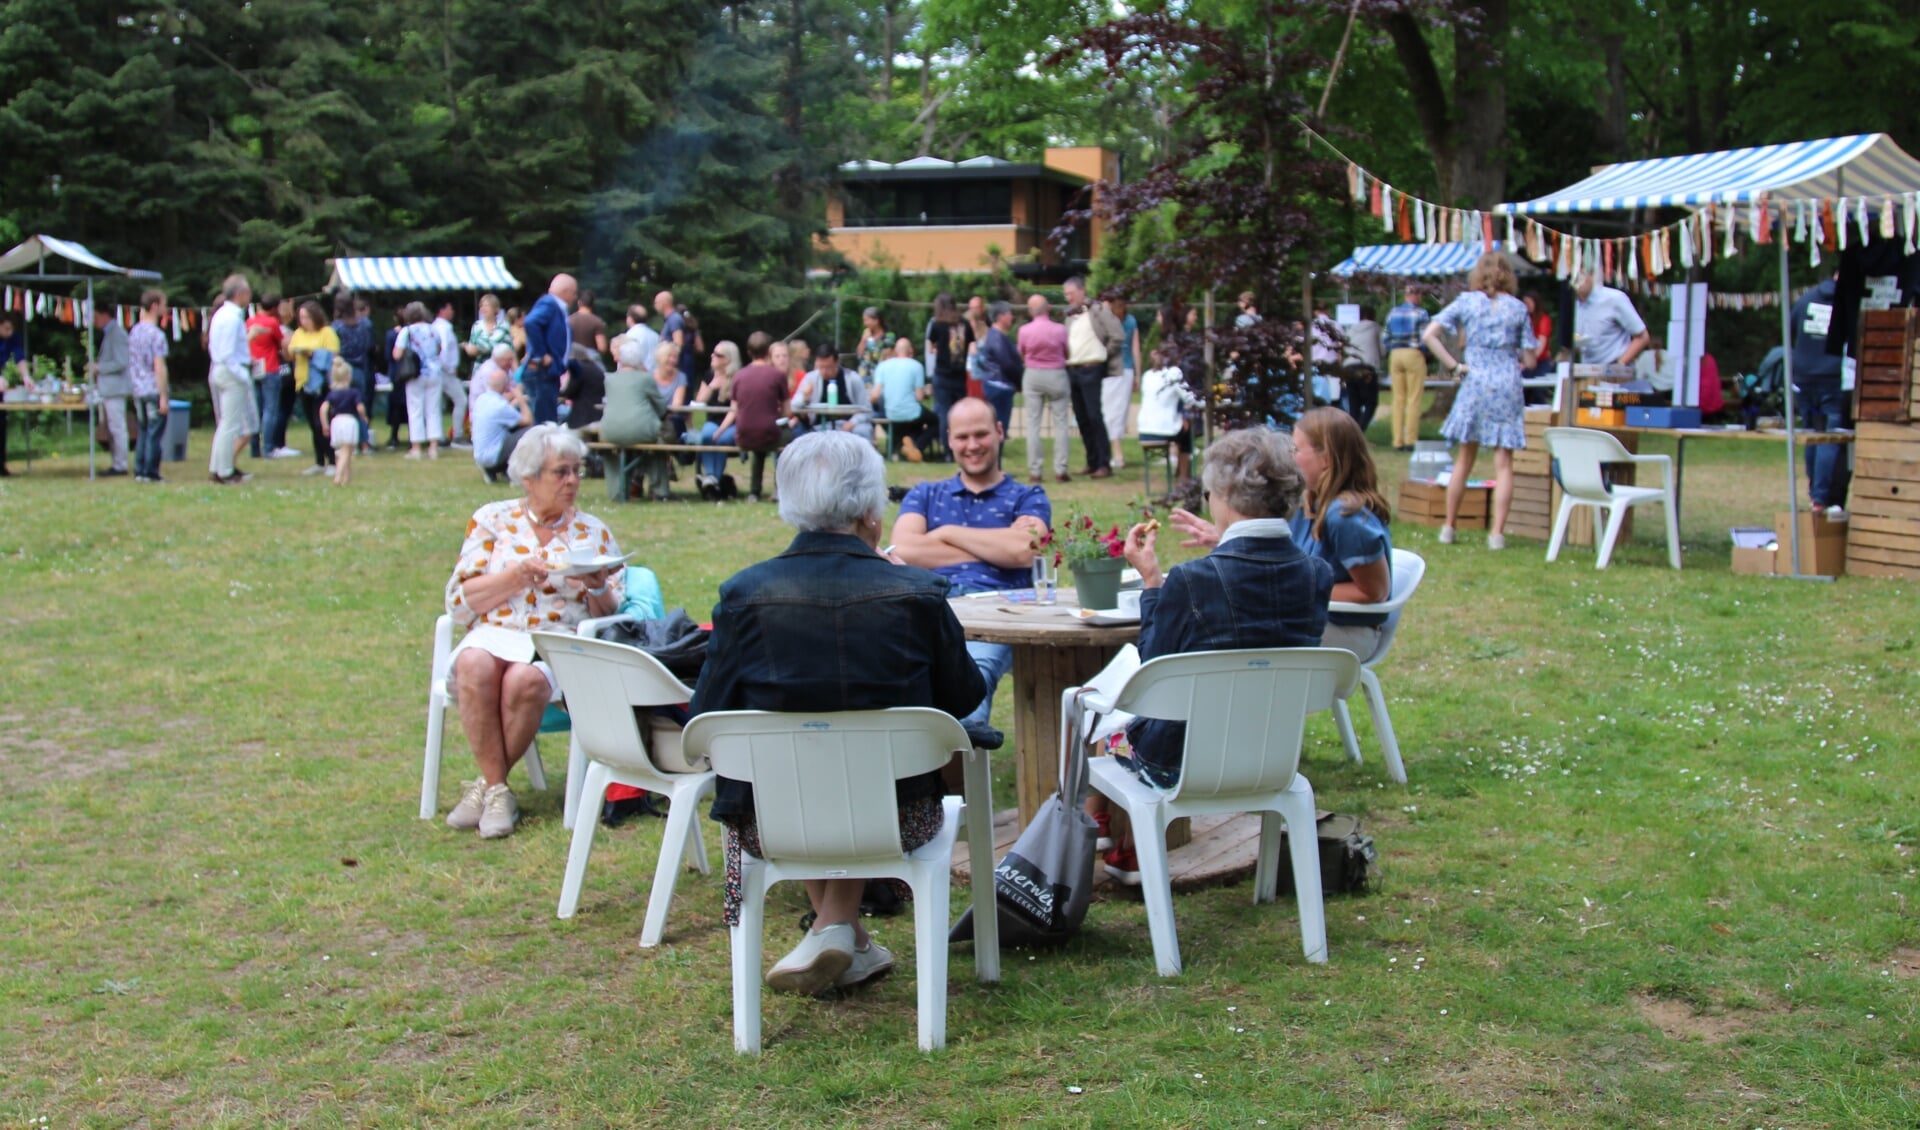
left=1498, top=134, right=1920, bottom=214
left=327, top=256, right=520, bottom=292
left=1328, top=241, right=1536, bottom=279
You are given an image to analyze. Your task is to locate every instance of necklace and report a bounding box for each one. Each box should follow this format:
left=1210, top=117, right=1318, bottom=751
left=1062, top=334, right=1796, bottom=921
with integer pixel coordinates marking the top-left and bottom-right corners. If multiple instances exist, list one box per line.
left=527, top=504, right=569, bottom=531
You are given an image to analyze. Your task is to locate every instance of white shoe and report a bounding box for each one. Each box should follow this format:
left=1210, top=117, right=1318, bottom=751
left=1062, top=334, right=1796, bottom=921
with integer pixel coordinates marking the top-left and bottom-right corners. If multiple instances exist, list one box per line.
left=767, top=922, right=855, bottom=995
left=445, top=778, right=487, bottom=830
left=449, top=440, right=472, bottom=450
left=301, top=465, right=327, bottom=476
left=835, top=939, right=896, bottom=988
left=1438, top=525, right=1457, bottom=545
left=477, top=783, right=519, bottom=839
left=1486, top=533, right=1506, bottom=550
left=272, top=447, right=301, bottom=459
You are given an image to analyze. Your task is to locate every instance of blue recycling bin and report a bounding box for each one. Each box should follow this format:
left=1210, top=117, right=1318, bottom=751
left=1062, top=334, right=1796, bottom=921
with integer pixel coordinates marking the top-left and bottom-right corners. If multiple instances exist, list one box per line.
left=165, top=399, right=192, bottom=462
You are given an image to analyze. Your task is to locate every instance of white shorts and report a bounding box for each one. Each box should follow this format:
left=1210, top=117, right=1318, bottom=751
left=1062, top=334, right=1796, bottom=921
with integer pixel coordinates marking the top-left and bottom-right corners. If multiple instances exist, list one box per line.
left=447, top=628, right=563, bottom=703
left=329, top=416, right=361, bottom=448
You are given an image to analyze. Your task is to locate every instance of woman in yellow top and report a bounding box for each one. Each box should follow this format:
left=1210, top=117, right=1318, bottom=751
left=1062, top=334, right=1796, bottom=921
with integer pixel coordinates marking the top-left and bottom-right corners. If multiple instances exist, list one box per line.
left=288, top=300, right=342, bottom=477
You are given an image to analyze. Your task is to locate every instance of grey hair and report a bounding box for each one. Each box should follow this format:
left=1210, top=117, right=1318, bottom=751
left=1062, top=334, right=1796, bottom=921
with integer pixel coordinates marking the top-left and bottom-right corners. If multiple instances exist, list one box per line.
left=614, top=336, right=649, bottom=370
left=491, top=343, right=516, bottom=366
left=221, top=274, right=250, bottom=300
left=989, top=300, right=1012, bottom=321
left=1200, top=427, right=1304, bottom=520
left=776, top=431, right=888, bottom=533
left=507, top=423, right=588, bottom=487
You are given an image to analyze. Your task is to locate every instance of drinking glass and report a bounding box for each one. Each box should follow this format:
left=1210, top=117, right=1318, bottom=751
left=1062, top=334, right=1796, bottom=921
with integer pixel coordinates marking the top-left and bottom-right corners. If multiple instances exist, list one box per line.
left=1031, top=556, right=1058, bottom=604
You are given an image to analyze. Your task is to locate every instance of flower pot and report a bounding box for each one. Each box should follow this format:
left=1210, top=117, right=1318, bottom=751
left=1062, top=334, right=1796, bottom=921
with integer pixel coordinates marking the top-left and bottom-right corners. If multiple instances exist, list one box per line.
left=1070, top=557, right=1126, bottom=611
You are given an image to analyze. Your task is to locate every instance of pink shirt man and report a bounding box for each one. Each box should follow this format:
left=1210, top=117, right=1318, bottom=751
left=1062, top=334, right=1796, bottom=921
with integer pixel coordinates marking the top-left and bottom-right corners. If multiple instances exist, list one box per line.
left=1017, top=308, right=1069, bottom=370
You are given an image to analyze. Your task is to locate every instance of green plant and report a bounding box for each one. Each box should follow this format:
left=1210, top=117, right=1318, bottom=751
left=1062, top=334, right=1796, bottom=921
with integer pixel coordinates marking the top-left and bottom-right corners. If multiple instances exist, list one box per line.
left=1036, top=505, right=1138, bottom=568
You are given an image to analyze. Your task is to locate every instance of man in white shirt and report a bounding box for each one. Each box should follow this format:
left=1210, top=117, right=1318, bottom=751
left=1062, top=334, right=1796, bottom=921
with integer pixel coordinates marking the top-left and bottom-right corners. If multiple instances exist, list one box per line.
left=1062, top=275, right=1123, bottom=478
left=433, top=300, right=468, bottom=446
left=624, top=303, right=661, bottom=367
left=1573, top=270, right=1651, bottom=368
left=206, top=274, right=255, bottom=484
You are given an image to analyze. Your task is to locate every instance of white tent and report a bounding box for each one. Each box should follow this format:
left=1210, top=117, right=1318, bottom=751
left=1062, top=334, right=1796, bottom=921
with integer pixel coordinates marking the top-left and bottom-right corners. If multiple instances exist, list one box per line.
left=1328, top=240, right=1539, bottom=279
left=326, top=256, right=519, bottom=292
left=0, top=236, right=165, bottom=480
left=1496, top=134, right=1920, bottom=579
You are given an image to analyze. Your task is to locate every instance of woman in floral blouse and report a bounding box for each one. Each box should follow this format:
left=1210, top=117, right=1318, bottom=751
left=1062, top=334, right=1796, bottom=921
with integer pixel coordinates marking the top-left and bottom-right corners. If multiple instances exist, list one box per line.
left=466, top=294, right=514, bottom=368
left=441, top=424, right=626, bottom=838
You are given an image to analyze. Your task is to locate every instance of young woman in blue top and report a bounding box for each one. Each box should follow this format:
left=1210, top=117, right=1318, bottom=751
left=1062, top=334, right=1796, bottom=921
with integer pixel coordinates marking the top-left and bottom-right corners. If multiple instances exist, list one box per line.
left=1289, top=407, right=1394, bottom=659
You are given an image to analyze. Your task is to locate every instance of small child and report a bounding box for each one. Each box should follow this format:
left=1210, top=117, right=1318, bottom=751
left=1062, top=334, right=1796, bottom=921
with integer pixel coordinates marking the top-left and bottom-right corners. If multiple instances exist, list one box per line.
left=319, top=359, right=367, bottom=486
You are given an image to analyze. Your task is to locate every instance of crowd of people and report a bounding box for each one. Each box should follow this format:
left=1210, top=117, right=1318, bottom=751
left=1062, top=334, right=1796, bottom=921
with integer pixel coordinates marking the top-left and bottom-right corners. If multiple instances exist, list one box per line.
left=434, top=376, right=1399, bottom=989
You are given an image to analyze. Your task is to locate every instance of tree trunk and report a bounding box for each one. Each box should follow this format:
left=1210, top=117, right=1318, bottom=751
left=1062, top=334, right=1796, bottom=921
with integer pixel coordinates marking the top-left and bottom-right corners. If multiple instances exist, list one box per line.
left=1598, top=32, right=1627, bottom=161
left=879, top=0, right=896, bottom=102
left=1381, top=0, right=1508, bottom=207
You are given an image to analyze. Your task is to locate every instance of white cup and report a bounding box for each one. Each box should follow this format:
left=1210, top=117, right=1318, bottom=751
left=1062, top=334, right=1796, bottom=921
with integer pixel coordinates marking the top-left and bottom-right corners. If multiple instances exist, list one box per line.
left=1116, top=589, right=1142, bottom=616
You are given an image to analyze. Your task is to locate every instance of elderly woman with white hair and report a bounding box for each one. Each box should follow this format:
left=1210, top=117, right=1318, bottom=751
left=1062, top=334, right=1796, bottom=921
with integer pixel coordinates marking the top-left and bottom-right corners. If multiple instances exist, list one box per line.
left=441, top=424, right=626, bottom=838
left=690, top=430, right=985, bottom=995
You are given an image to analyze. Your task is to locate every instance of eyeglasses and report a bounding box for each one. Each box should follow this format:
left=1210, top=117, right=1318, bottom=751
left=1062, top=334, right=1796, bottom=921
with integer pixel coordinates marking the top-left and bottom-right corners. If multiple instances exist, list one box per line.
left=545, top=465, right=584, bottom=481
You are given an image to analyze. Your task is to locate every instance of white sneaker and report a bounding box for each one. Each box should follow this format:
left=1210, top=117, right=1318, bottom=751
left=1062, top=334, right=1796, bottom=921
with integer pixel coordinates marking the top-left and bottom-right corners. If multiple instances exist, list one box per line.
left=1438, top=525, right=1457, bottom=545
left=835, top=939, right=896, bottom=988
left=767, top=922, right=855, bottom=995
left=450, top=440, right=472, bottom=450
left=301, top=465, right=327, bottom=476
left=477, top=783, right=519, bottom=838
left=1486, top=533, right=1506, bottom=550
left=445, top=778, right=487, bottom=830
left=272, top=447, right=301, bottom=459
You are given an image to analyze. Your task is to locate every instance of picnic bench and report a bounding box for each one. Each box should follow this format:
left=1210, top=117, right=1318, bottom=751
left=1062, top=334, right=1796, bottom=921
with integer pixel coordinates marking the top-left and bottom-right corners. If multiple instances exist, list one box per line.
left=585, top=441, right=744, bottom=502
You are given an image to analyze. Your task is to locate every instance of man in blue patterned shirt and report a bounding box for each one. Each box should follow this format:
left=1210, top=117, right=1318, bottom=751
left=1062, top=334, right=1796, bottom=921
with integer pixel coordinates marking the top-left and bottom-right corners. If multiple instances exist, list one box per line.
left=890, top=397, right=1051, bottom=746
left=1384, top=286, right=1431, bottom=451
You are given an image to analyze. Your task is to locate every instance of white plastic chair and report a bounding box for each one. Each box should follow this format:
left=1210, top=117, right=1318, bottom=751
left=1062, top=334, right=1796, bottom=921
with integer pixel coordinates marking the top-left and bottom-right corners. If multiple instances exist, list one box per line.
left=1082, top=647, right=1361, bottom=976
left=682, top=708, right=1001, bottom=1054
left=1327, top=548, right=1427, bottom=784
left=532, top=632, right=714, bottom=948
left=1543, top=427, right=1681, bottom=570
left=418, top=615, right=548, bottom=820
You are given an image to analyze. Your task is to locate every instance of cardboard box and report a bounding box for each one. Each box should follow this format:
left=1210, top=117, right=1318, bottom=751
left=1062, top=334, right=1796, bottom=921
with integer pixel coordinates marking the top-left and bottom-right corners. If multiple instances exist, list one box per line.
left=1772, top=510, right=1847, bottom=577
left=1732, top=546, right=1780, bottom=575
left=1625, top=406, right=1702, bottom=429
left=1579, top=405, right=1627, bottom=428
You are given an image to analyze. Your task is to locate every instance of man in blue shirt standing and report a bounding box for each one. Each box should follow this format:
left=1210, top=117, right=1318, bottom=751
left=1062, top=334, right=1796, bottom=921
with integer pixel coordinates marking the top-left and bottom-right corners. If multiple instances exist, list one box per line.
left=521, top=274, right=576, bottom=424
left=890, top=397, right=1051, bottom=747
left=1384, top=285, right=1431, bottom=451
left=1789, top=272, right=1849, bottom=509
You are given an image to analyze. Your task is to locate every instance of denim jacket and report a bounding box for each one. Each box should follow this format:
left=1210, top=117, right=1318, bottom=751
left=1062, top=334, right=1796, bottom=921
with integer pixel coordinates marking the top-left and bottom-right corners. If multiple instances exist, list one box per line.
left=693, top=531, right=987, bottom=821
left=1126, top=533, right=1334, bottom=784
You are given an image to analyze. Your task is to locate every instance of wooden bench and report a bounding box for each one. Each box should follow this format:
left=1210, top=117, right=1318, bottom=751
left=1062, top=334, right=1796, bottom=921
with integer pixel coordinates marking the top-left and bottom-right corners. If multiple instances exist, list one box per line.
left=585, top=441, right=746, bottom=502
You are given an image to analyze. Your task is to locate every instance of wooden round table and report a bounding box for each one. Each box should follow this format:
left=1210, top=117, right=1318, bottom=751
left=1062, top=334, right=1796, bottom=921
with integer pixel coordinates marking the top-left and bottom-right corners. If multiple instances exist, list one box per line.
left=948, top=591, right=1138, bottom=828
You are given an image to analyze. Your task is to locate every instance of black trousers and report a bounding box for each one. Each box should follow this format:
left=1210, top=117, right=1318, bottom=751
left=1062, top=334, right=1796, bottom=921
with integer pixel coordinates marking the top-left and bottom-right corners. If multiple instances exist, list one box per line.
left=301, top=390, right=335, bottom=466
left=1066, top=363, right=1111, bottom=471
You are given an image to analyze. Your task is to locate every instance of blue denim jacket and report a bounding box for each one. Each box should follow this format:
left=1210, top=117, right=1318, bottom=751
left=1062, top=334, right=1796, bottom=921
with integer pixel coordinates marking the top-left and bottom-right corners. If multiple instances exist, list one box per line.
left=1126, top=534, right=1333, bottom=784
left=693, top=531, right=987, bottom=821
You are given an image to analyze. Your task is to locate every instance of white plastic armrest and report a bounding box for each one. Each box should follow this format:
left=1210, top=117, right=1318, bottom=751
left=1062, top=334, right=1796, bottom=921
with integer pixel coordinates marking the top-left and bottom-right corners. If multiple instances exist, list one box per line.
left=576, top=613, right=639, bottom=638
left=1078, top=689, right=1118, bottom=715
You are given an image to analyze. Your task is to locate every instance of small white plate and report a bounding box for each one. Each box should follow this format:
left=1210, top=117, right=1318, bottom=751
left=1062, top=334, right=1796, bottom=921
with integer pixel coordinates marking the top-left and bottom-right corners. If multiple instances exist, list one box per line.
left=1075, top=608, right=1140, bottom=627
left=555, top=552, right=634, bottom=577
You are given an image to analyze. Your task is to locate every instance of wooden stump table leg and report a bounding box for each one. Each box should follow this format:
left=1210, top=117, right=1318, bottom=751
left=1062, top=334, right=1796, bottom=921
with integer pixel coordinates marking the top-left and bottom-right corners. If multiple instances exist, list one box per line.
left=1011, top=643, right=1126, bottom=828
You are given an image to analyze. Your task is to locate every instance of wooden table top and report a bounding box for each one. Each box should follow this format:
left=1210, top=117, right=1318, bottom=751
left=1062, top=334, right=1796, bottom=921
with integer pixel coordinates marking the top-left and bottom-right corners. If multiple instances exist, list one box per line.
left=949, top=591, right=1142, bottom=646
left=0, top=400, right=89, bottom=411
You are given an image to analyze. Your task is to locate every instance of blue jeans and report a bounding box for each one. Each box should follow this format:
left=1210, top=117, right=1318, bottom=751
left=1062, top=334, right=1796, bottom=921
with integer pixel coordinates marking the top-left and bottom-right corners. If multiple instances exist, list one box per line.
left=1797, top=381, right=1850, bottom=507
left=983, top=380, right=1015, bottom=461
left=689, top=421, right=736, bottom=478
left=932, top=377, right=967, bottom=454
left=254, top=368, right=285, bottom=457
left=951, top=582, right=1015, bottom=730
left=133, top=396, right=166, bottom=478
left=524, top=367, right=560, bottom=424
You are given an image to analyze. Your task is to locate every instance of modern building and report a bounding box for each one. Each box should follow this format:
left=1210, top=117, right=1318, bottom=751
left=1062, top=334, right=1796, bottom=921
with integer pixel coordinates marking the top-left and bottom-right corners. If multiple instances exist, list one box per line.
left=818, top=147, right=1119, bottom=279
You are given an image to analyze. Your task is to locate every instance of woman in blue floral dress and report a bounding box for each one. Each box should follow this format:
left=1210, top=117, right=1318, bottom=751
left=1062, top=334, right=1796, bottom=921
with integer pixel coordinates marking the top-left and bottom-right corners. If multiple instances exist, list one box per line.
left=1422, top=251, right=1537, bottom=549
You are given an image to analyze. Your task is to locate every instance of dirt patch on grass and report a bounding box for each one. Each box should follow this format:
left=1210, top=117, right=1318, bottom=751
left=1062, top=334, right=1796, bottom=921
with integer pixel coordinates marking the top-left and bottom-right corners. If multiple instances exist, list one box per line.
left=1887, top=947, right=1920, bottom=979
left=0, top=707, right=202, bottom=784
left=1433, top=1045, right=1560, bottom=1106
left=1634, top=992, right=1751, bottom=1042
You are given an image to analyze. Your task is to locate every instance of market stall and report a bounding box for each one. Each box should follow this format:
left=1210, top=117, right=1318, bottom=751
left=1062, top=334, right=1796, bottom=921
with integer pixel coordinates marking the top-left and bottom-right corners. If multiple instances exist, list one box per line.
left=1496, top=134, right=1920, bottom=579
left=0, top=235, right=165, bottom=478
left=326, top=256, right=519, bottom=293
left=1327, top=240, right=1539, bottom=280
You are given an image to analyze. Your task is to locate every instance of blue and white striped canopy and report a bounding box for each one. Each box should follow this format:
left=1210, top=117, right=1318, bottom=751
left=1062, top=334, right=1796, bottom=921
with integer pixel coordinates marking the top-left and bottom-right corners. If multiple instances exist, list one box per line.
left=1328, top=241, right=1533, bottom=278
left=328, top=256, right=520, bottom=292
left=1499, top=134, right=1920, bottom=214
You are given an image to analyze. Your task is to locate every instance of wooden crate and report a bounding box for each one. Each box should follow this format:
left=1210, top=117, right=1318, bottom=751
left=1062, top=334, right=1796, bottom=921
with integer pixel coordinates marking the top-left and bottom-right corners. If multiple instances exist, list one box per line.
left=1398, top=479, right=1488, bottom=530
left=1855, top=421, right=1920, bottom=464
left=1505, top=474, right=1558, bottom=541
left=1858, top=309, right=1917, bottom=423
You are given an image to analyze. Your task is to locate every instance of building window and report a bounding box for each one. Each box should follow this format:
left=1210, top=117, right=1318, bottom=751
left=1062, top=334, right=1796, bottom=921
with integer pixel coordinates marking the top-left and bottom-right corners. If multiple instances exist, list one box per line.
left=840, top=180, right=1015, bottom=227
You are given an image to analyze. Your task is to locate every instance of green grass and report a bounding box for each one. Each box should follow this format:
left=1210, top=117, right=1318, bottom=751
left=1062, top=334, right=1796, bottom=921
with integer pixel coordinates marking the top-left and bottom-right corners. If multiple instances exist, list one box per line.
left=2, top=412, right=1917, bottom=1127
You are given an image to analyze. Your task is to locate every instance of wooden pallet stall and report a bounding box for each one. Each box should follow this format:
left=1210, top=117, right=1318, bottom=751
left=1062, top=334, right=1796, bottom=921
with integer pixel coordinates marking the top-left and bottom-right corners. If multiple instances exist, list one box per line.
left=1855, top=309, right=1917, bottom=424
left=1398, top=479, right=1489, bottom=530
left=1847, top=422, right=1920, bottom=578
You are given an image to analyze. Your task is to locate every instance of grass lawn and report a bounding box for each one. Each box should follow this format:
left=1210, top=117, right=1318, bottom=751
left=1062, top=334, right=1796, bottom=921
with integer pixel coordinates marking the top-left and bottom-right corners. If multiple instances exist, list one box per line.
left=2, top=409, right=1917, bottom=1127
